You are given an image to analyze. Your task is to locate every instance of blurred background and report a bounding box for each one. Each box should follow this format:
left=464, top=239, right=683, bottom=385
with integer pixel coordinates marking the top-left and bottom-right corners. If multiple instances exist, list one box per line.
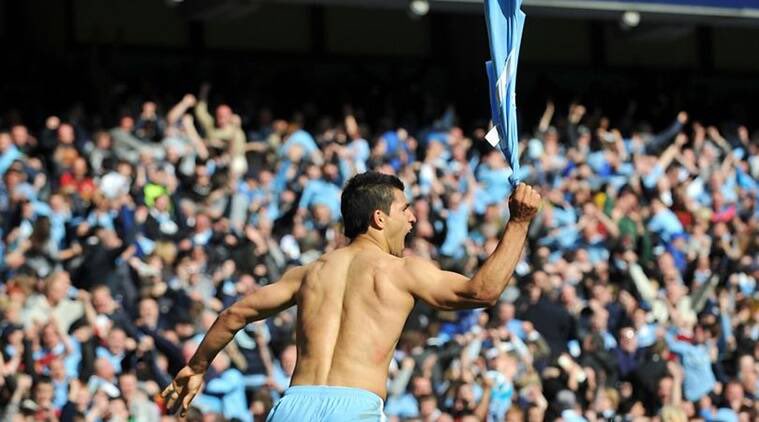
left=2, top=0, right=759, bottom=128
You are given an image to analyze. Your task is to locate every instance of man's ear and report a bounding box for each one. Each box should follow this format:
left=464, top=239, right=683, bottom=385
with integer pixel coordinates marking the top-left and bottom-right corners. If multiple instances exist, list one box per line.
left=369, top=209, right=386, bottom=230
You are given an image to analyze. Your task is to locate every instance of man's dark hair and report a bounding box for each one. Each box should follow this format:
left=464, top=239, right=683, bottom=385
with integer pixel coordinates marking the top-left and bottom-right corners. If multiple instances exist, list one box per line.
left=341, top=171, right=404, bottom=240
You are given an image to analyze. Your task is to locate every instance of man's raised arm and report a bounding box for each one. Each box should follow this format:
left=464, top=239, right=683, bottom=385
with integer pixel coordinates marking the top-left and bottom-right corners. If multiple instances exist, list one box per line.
left=161, top=265, right=307, bottom=417
left=404, top=184, right=540, bottom=310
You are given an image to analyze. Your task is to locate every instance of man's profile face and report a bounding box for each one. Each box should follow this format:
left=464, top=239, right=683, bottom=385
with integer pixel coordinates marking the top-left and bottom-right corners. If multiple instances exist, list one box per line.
left=383, top=189, right=416, bottom=257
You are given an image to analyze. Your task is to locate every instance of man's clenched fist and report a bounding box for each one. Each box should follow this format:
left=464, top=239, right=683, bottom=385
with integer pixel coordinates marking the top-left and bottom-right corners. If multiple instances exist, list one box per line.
left=509, top=184, right=541, bottom=223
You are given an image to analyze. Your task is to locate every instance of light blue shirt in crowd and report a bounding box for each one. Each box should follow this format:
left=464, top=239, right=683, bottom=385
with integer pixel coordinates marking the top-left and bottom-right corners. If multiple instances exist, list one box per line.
left=665, top=331, right=716, bottom=402
left=348, top=139, right=370, bottom=173
left=475, top=165, right=513, bottom=214
left=506, top=319, right=526, bottom=340
left=205, top=368, right=253, bottom=422
left=53, top=377, right=70, bottom=410
left=280, top=129, right=318, bottom=157
left=87, top=210, right=116, bottom=230
left=96, top=347, right=124, bottom=374
left=0, top=144, right=21, bottom=174
left=647, top=209, right=684, bottom=242
left=384, top=393, right=419, bottom=419
left=298, top=179, right=342, bottom=221
left=439, top=202, right=470, bottom=259
left=636, top=323, right=657, bottom=348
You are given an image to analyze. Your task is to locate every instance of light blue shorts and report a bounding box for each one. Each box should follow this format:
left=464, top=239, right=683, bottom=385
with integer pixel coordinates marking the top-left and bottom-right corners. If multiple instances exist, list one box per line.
left=266, top=385, right=386, bottom=422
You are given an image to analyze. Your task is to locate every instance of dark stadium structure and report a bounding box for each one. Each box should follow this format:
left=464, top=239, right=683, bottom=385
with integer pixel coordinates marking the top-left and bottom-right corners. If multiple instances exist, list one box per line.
left=1, top=0, right=759, bottom=130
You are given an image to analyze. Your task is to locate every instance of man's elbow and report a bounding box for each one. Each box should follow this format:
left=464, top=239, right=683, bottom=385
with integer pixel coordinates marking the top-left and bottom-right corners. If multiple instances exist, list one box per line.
left=219, top=307, right=249, bottom=332
left=476, top=294, right=499, bottom=308
left=456, top=291, right=499, bottom=309
left=471, top=280, right=501, bottom=307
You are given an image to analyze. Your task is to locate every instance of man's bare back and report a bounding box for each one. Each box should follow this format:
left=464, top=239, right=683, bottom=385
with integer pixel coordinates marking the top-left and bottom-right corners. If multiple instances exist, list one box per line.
left=291, top=246, right=416, bottom=398
left=161, top=174, right=541, bottom=420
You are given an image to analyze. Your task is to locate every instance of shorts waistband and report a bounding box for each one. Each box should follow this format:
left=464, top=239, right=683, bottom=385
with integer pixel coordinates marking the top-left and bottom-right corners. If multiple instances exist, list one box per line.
left=284, top=385, right=384, bottom=404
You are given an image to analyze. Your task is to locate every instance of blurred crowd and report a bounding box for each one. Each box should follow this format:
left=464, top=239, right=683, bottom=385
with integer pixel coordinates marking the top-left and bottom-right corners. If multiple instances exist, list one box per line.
left=0, top=84, right=757, bottom=422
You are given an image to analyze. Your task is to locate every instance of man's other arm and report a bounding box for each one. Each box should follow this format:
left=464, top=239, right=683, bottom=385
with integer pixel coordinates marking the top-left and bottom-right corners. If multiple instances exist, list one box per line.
left=188, top=265, right=307, bottom=373
left=403, top=184, right=540, bottom=310
left=162, top=265, right=307, bottom=417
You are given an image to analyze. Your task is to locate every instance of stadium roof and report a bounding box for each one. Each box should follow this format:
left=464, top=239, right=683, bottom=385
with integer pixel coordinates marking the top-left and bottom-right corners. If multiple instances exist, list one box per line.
left=173, top=0, right=759, bottom=27
left=230, top=0, right=759, bottom=19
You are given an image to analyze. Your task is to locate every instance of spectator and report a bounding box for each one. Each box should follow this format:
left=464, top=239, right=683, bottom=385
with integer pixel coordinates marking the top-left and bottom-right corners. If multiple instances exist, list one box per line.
left=0, top=132, right=22, bottom=176
left=21, top=272, right=84, bottom=333
left=665, top=325, right=716, bottom=402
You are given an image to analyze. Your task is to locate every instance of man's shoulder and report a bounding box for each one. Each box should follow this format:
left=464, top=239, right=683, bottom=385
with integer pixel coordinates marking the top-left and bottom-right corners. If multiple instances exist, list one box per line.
left=341, top=247, right=410, bottom=276
left=313, top=248, right=351, bottom=266
left=399, top=255, right=441, bottom=274
left=319, top=246, right=440, bottom=281
left=370, top=251, right=410, bottom=270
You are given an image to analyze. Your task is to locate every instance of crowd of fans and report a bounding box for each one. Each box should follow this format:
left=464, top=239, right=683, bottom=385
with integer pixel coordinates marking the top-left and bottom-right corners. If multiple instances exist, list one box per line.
left=0, top=83, right=757, bottom=422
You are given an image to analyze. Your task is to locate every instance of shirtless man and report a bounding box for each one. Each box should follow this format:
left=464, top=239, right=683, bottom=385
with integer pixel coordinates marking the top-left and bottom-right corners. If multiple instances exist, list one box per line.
left=162, top=171, right=541, bottom=420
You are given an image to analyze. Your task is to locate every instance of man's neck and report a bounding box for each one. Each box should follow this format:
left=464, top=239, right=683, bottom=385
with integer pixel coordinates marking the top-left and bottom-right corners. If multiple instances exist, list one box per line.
left=352, top=234, right=390, bottom=255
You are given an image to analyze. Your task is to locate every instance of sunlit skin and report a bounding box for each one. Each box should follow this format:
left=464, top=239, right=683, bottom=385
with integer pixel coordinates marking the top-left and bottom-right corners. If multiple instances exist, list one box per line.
left=162, top=182, right=541, bottom=418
